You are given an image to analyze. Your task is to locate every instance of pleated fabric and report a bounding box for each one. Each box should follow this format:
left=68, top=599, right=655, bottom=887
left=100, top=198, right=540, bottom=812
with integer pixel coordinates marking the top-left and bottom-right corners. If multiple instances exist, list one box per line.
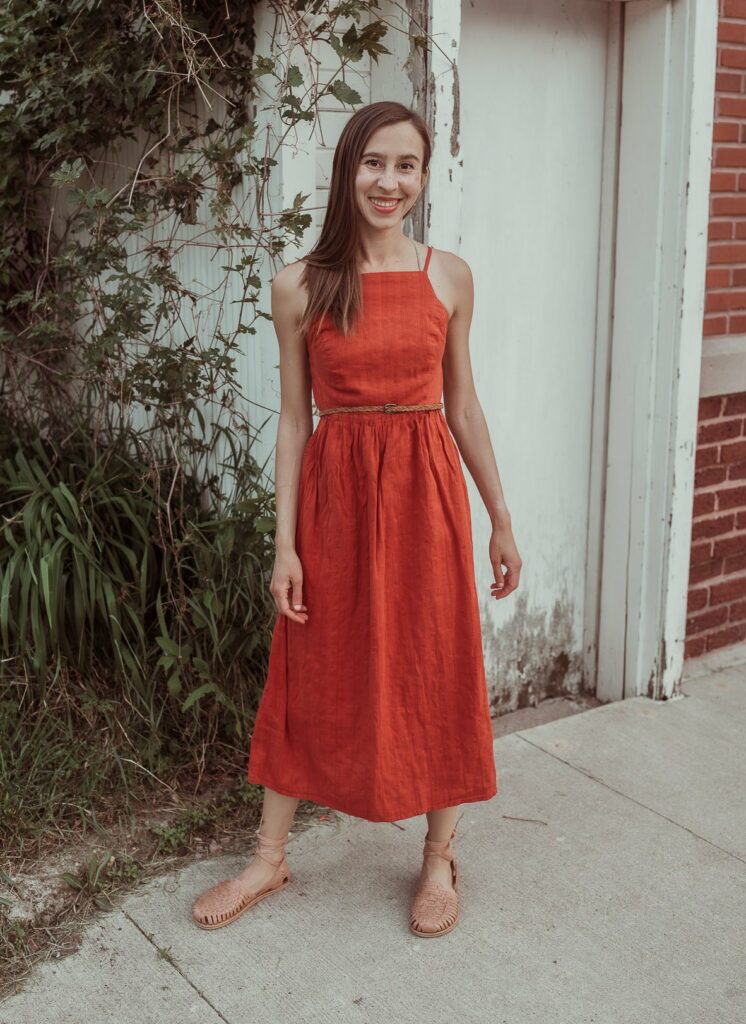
left=246, top=248, right=498, bottom=822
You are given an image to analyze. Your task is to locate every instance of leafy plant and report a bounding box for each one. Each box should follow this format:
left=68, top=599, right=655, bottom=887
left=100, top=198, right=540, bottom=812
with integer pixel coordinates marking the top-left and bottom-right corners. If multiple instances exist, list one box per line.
left=0, top=0, right=395, bottom=836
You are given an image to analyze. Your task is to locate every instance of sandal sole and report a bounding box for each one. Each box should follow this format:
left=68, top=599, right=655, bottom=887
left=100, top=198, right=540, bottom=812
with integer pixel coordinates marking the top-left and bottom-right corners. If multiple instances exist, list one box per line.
left=192, top=873, right=292, bottom=931
left=409, top=913, right=460, bottom=938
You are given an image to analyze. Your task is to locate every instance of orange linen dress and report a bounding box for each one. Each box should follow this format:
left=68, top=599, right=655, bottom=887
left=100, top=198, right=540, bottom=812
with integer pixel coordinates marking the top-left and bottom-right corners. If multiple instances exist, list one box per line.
left=247, top=245, right=498, bottom=822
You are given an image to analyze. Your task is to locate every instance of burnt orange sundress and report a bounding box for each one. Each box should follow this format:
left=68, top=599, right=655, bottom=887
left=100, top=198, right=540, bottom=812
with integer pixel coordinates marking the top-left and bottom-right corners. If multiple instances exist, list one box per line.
left=247, top=244, right=498, bottom=822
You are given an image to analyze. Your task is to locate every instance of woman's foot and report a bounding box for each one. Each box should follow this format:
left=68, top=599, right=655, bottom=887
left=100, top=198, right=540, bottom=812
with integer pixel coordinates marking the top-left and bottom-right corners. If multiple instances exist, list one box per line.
left=417, top=842, right=456, bottom=891
left=191, top=829, right=292, bottom=930
left=409, top=825, right=461, bottom=937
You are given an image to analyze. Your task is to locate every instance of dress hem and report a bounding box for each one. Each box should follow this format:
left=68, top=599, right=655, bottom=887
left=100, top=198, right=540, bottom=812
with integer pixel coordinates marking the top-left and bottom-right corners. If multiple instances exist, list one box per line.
left=246, top=770, right=499, bottom=823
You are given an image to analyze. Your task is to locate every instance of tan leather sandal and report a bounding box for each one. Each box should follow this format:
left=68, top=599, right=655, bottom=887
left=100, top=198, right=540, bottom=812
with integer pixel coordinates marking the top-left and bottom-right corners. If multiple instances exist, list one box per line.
left=191, top=828, right=292, bottom=931
left=409, top=815, right=463, bottom=938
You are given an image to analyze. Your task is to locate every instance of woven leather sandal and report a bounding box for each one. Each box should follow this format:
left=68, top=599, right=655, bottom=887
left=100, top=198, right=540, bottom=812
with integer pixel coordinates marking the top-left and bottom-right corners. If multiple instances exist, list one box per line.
left=191, top=828, right=292, bottom=931
left=409, top=818, right=462, bottom=938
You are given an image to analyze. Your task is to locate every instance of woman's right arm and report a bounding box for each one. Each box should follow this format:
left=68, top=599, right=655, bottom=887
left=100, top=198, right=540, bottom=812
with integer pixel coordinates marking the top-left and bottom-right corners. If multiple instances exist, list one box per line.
left=268, top=262, right=313, bottom=624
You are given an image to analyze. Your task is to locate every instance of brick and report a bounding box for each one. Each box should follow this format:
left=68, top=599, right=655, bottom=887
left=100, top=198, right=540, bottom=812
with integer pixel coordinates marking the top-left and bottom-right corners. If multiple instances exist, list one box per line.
left=719, top=94, right=746, bottom=117
left=720, top=48, right=746, bottom=70
left=695, top=465, right=728, bottom=487
left=721, top=95, right=746, bottom=120
left=727, top=459, right=746, bottom=479
left=698, top=418, right=742, bottom=443
left=732, top=267, right=746, bottom=284
left=720, top=437, right=746, bottom=461
left=712, top=194, right=746, bottom=214
left=689, top=558, right=724, bottom=585
left=716, top=70, right=743, bottom=92
left=690, top=540, right=714, bottom=565
left=718, top=483, right=746, bottom=508
left=724, top=551, right=746, bottom=573
left=687, top=585, right=709, bottom=610
left=705, top=288, right=746, bottom=310
left=719, top=22, right=746, bottom=45
left=713, top=533, right=746, bottom=557
left=734, top=221, right=746, bottom=238
left=723, top=392, right=746, bottom=414
left=684, top=635, right=708, bottom=659
left=707, top=266, right=732, bottom=288
left=693, top=491, right=716, bottom=516
left=714, top=145, right=746, bottom=166
left=708, top=241, right=746, bottom=261
left=714, top=121, right=741, bottom=142
left=692, top=513, right=735, bottom=540
left=711, top=170, right=738, bottom=191
left=737, top=510, right=746, bottom=528
left=709, top=220, right=734, bottom=241
left=699, top=395, right=725, bottom=419
left=687, top=605, right=730, bottom=632
left=704, top=315, right=728, bottom=336
left=706, top=622, right=746, bottom=650
left=723, top=0, right=746, bottom=19
left=728, top=313, right=746, bottom=330
left=729, top=597, right=746, bottom=619
left=710, top=574, right=746, bottom=604
left=696, top=446, right=721, bottom=472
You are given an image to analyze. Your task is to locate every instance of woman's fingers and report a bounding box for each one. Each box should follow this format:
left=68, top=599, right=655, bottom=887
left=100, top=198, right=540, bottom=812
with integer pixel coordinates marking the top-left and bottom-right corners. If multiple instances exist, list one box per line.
left=276, top=575, right=308, bottom=623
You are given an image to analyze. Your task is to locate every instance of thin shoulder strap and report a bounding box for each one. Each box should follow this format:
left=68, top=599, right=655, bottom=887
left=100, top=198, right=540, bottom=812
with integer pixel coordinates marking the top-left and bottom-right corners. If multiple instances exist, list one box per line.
left=423, top=245, right=433, bottom=273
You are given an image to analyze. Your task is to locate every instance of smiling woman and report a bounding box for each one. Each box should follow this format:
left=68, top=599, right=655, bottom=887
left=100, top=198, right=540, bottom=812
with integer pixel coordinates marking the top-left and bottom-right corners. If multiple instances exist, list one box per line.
left=192, top=100, right=521, bottom=939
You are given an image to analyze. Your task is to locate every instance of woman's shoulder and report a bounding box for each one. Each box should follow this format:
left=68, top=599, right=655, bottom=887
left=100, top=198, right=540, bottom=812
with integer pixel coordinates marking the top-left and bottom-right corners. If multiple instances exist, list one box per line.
left=429, top=246, right=473, bottom=285
left=271, top=258, right=308, bottom=293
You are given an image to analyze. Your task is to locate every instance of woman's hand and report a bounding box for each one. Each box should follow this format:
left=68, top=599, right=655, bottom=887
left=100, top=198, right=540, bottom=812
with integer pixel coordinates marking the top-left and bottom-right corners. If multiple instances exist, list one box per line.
left=489, top=517, right=521, bottom=600
left=270, top=548, right=309, bottom=623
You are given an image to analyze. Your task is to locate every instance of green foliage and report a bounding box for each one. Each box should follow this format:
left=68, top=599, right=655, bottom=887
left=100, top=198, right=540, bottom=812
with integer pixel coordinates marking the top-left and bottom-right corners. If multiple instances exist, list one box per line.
left=0, top=420, right=276, bottom=715
left=0, top=0, right=395, bottom=836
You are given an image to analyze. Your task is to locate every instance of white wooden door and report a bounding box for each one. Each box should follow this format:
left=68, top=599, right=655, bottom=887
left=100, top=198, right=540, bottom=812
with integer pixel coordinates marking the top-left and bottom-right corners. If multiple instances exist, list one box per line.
left=453, top=0, right=618, bottom=710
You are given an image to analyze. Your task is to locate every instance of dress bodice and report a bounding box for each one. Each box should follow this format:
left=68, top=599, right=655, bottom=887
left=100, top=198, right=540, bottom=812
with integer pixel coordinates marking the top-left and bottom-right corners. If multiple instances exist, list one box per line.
left=306, top=266, right=450, bottom=413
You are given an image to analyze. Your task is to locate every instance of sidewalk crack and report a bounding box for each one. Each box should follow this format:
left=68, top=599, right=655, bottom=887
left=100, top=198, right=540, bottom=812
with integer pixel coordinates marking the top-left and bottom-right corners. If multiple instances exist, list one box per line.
left=122, top=909, right=235, bottom=1024
left=516, top=733, right=746, bottom=867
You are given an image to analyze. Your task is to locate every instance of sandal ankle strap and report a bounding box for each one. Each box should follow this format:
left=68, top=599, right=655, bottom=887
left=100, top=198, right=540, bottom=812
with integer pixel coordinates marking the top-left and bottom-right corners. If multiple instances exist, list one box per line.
left=254, top=828, right=290, bottom=867
left=422, top=811, right=465, bottom=860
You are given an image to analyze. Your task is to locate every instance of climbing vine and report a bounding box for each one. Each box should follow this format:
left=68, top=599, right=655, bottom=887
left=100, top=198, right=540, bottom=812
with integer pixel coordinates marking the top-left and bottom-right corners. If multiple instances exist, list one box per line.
left=0, top=0, right=405, bottom=819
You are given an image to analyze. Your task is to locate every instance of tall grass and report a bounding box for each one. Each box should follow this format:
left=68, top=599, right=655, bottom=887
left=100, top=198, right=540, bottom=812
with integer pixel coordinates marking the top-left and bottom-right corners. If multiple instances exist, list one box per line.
left=0, top=419, right=277, bottom=842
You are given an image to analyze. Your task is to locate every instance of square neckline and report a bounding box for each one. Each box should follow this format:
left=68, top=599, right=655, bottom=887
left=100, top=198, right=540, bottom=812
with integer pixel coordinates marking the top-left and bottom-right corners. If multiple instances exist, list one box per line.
left=360, top=263, right=450, bottom=324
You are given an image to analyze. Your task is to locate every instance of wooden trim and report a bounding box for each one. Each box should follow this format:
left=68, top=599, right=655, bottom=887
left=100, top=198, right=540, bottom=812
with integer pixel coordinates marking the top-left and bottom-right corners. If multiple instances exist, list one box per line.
left=597, top=0, right=718, bottom=701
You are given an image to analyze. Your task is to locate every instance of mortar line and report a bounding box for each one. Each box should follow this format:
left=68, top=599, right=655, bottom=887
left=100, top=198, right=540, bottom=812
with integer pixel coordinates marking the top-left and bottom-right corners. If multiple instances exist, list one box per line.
left=515, top=731, right=746, bottom=867
left=121, top=909, right=235, bottom=1024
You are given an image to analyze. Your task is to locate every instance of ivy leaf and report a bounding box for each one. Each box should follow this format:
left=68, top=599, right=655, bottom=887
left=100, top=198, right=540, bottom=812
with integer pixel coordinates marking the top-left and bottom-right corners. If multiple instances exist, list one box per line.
left=328, top=80, right=362, bottom=106
left=286, top=65, right=303, bottom=88
left=50, top=159, right=86, bottom=186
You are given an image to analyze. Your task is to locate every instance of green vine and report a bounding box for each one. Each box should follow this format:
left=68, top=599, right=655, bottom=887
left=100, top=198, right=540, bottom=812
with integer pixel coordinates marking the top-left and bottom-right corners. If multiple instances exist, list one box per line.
left=0, top=0, right=399, bottom=822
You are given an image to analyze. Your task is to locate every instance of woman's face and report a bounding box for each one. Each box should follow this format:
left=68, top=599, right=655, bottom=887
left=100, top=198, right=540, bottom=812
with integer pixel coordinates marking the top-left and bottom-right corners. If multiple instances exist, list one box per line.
left=354, top=121, right=427, bottom=229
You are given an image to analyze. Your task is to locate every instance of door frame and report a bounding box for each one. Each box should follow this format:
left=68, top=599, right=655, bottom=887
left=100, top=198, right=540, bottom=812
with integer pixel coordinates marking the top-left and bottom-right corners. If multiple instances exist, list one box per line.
left=425, top=0, right=718, bottom=700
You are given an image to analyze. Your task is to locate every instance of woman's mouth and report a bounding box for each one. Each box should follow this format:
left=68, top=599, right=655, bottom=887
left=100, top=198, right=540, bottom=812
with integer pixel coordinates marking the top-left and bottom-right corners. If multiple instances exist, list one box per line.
left=368, top=197, right=401, bottom=215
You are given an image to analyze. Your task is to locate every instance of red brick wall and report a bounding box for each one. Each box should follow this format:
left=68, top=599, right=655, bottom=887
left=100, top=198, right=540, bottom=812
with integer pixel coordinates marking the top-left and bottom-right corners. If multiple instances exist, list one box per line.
left=688, top=0, right=746, bottom=658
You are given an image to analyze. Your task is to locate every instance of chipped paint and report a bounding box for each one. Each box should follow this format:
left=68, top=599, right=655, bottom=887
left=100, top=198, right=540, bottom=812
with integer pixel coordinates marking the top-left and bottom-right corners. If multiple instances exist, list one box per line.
left=479, top=589, right=586, bottom=717
left=450, top=60, right=460, bottom=157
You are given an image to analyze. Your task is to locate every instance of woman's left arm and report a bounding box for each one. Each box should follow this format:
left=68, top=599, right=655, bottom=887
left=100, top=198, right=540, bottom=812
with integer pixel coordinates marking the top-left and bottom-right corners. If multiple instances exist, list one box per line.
left=439, top=253, right=521, bottom=600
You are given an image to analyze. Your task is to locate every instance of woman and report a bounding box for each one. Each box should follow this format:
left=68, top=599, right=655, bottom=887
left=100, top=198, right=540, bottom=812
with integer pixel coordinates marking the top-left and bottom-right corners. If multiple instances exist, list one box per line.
left=192, top=101, right=521, bottom=938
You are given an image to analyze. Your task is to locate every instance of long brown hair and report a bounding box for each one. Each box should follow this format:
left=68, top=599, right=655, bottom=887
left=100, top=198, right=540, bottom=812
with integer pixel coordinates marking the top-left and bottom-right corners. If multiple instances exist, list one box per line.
left=298, top=101, right=431, bottom=340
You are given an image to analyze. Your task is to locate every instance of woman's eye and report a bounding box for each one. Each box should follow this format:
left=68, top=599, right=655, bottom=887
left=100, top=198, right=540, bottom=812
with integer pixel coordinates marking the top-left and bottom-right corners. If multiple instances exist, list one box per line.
left=364, top=159, right=415, bottom=171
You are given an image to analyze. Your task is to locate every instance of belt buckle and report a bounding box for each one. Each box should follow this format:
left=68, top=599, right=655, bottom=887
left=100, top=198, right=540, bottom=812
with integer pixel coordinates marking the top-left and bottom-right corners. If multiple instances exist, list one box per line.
left=383, top=402, right=397, bottom=413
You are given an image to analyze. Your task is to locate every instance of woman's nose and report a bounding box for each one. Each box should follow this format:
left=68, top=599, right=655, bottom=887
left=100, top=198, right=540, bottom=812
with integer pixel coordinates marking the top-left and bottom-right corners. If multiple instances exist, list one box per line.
left=378, top=167, right=396, bottom=189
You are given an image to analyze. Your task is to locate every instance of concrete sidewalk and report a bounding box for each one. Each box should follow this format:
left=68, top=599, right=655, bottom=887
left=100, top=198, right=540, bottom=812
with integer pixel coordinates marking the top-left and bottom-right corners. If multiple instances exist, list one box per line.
left=3, top=647, right=745, bottom=1024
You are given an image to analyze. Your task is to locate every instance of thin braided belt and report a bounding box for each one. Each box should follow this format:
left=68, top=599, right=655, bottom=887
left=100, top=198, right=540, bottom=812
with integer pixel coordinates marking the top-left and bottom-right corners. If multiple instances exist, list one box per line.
left=317, top=402, right=444, bottom=417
